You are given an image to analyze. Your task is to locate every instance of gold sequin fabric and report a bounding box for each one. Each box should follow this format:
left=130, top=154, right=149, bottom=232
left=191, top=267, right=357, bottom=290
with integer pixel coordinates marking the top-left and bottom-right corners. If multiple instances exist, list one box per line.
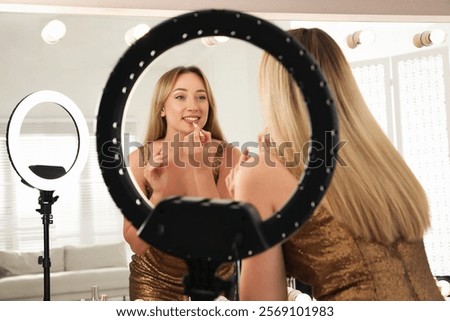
left=129, top=246, right=235, bottom=301
left=283, top=207, right=444, bottom=300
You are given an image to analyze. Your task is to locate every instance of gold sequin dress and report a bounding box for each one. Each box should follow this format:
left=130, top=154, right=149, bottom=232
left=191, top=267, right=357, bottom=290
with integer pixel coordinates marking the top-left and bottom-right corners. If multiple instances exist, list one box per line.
left=283, top=207, right=444, bottom=300
left=129, top=142, right=236, bottom=301
left=129, top=246, right=235, bottom=301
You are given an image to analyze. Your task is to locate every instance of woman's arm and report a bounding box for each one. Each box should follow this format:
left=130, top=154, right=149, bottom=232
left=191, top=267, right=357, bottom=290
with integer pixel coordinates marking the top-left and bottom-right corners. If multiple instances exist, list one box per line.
left=217, top=143, right=242, bottom=199
left=123, top=148, right=151, bottom=255
left=233, top=162, right=287, bottom=300
left=180, top=128, right=223, bottom=198
left=228, top=144, right=297, bottom=300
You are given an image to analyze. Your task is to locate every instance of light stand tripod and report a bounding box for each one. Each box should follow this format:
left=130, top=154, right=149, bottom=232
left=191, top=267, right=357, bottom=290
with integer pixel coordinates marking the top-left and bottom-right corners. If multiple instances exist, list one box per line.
left=35, top=190, right=58, bottom=301
left=29, top=165, right=66, bottom=301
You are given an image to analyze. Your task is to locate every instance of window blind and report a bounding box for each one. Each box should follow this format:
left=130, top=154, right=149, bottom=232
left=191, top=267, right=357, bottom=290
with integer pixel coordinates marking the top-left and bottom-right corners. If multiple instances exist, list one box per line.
left=351, top=58, right=393, bottom=139
left=392, top=48, right=450, bottom=276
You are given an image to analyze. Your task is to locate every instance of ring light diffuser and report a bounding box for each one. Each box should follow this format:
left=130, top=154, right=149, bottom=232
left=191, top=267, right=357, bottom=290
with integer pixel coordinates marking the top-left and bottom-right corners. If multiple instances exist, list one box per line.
left=7, top=90, right=89, bottom=191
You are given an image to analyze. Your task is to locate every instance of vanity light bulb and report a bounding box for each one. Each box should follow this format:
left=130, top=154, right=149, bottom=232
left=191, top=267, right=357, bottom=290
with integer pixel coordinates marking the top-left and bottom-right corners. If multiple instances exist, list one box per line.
left=436, top=279, right=450, bottom=297
left=287, top=287, right=313, bottom=301
left=125, top=24, right=150, bottom=46
left=201, top=36, right=229, bottom=47
left=358, top=30, right=376, bottom=45
left=414, top=29, right=447, bottom=48
left=346, top=30, right=375, bottom=49
left=213, top=36, right=229, bottom=43
left=295, top=293, right=313, bottom=301
left=429, top=29, right=447, bottom=45
left=41, top=20, right=66, bottom=44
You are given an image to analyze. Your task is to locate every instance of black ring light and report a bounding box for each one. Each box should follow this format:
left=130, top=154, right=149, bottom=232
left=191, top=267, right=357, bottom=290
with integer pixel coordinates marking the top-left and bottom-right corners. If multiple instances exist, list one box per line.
left=96, top=9, right=339, bottom=263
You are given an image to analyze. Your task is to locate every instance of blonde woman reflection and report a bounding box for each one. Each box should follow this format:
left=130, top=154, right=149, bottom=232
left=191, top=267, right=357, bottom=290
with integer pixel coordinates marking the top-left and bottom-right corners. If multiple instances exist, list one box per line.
left=124, top=66, right=240, bottom=300
left=226, top=28, right=444, bottom=301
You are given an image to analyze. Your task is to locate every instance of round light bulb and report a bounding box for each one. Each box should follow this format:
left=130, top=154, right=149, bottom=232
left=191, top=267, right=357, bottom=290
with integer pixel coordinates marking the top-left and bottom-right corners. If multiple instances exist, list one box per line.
left=430, top=29, right=447, bottom=45
left=358, top=30, right=376, bottom=45
left=125, top=24, right=150, bottom=46
left=295, top=293, right=313, bottom=301
left=201, top=36, right=229, bottom=47
left=287, top=287, right=313, bottom=301
left=437, top=279, right=450, bottom=297
left=41, top=20, right=66, bottom=44
left=346, top=30, right=375, bottom=49
left=214, top=36, right=229, bottom=43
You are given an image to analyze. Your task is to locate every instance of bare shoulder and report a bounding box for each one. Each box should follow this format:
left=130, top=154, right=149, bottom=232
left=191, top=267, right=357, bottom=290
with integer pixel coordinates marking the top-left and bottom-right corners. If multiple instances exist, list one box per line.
left=232, top=159, right=275, bottom=219
left=237, top=156, right=276, bottom=188
left=235, top=155, right=297, bottom=219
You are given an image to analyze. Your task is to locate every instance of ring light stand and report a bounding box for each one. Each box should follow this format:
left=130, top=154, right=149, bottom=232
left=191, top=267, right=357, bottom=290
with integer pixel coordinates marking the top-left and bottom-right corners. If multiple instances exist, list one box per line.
left=96, top=9, right=339, bottom=300
left=6, top=90, right=89, bottom=301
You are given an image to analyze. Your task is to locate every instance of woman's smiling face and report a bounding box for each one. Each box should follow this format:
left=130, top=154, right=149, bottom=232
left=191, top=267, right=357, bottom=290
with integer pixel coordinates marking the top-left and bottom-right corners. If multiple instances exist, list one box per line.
left=162, top=72, right=209, bottom=139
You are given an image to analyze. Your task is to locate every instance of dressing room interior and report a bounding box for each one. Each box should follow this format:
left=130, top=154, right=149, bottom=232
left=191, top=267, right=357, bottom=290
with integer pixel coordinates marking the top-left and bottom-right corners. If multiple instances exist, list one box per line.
left=0, top=0, right=449, bottom=302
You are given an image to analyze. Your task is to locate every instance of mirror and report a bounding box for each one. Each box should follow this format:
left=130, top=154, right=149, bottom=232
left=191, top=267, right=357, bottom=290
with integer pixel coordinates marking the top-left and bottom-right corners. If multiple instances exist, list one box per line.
left=0, top=3, right=449, bottom=280
left=99, top=10, right=338, bottom=266
left=124, top=37, right=265, bottom=156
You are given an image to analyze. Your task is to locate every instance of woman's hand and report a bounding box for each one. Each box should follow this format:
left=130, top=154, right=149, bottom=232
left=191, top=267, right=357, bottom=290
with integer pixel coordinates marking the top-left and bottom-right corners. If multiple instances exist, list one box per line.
left=193, top=122, right=209, bottom=146
left=226, top=131, right=270, bottom=198
left=177, top=125, right=223, bottom=198
left=225, top=147, right=250, bottom=198
left=123, top=218, right=149, bottom=255
left=181, top=124, right=212, bottom=169
left=144, top=144, right=168, bottom=200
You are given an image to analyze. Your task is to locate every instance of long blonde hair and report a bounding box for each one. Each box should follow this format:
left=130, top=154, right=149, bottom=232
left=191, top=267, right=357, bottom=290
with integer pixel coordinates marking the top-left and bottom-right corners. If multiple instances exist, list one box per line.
left=259, top=28, right=430, bottom=243
left=144, top=65, right=225, bottom=143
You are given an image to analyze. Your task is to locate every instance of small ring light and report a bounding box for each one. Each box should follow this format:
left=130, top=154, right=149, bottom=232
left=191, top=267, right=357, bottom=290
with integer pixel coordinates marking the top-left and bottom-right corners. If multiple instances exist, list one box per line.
left=7, top=90, right=90, bottom=191
left=96, top=9, right=339, bottom=261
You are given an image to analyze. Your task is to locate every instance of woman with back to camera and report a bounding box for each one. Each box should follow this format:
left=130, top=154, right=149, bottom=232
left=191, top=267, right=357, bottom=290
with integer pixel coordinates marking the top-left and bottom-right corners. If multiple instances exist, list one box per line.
left=226, top=28, right=444, bottom=300
left=124, top=65, right=241, bottom=300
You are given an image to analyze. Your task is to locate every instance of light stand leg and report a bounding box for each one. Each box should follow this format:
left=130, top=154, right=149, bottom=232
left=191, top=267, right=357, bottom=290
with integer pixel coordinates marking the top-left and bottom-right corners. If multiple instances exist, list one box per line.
left=36, top=190, right=58, bottom=301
